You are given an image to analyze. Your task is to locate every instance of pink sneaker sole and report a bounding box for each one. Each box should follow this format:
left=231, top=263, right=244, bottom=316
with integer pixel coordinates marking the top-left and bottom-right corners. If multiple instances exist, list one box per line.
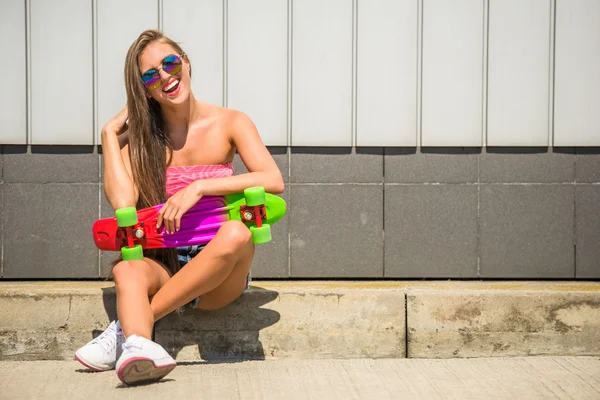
left=74, top=354, right=109, bottom=372
left=117, top=357, right=176, bottom=385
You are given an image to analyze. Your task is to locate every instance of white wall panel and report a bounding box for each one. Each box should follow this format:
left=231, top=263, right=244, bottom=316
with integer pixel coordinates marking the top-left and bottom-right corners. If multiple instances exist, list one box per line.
left=487, top=0, right=551, bottom=146
left=97, top=0, right=158, bottom=142
left=357, top=0, right=418, bottom=146
left=422, top=0, right=484, bottom=147
left=228, top=0, right=288, bottom=146
left=292, top=0, right=353, bottom=146
left=163, top=0, right=224, bottom=107
left=554, top=0, right=600, bottom=146
left=0, top=0, right=27, bottom=144
left=30, top=0, right=93, bottom=144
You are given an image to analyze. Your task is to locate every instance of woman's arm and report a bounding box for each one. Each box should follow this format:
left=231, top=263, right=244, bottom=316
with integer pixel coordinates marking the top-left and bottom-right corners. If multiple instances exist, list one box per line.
left=101, top=107, right=139, bottom=209
left=193, top=111, right=285, bottom=197
left=156, top=111, right=284, bottom=234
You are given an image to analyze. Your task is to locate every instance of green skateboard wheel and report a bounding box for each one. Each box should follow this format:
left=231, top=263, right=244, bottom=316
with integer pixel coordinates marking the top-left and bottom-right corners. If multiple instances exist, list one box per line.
left=115, top=207, right=138, bottom=227
left=244, top=186, right=266, bottom=207
left=250, top=224, right=271, bottom=244
left=121, top=244, right=144, bottom=261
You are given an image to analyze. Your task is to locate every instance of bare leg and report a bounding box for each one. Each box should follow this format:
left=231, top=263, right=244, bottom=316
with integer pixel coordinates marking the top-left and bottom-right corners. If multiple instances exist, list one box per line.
left=112, top=220, right=254, bottom=338
left=150, top=220, right=255, bottom=320
left=112, top=258, right=171, bottom=339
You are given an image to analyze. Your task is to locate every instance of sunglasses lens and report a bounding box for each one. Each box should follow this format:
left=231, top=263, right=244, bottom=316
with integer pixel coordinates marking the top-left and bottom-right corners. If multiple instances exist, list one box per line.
left=142, top=71, right=160, bottom=89
left=163, top=54, right=182, bottom=75
left=141, top=55, right=182, bottom=89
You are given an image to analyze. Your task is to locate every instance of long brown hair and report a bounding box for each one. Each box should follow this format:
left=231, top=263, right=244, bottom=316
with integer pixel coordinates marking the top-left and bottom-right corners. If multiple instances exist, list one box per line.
left=112, top=29, right=191, bottom=275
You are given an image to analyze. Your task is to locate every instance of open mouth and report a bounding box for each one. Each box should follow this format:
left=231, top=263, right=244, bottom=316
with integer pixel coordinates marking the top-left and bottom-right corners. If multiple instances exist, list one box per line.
left=162, top=79, right=180, bottom=96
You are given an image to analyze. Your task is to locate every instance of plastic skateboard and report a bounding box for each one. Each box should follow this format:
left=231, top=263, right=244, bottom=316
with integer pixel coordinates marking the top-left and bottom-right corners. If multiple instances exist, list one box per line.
left=93, top=186, right=286, bottom=261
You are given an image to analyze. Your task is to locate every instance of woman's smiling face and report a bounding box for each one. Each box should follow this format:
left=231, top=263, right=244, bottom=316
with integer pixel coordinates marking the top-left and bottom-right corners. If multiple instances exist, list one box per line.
left=139, top=41, right=191, bottom=105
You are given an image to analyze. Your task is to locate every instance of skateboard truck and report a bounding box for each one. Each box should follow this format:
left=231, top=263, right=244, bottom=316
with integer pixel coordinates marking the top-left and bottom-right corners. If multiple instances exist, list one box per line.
left=119, top=224, right=146, bottom=247
left=240, top=204, right=266, bottom=228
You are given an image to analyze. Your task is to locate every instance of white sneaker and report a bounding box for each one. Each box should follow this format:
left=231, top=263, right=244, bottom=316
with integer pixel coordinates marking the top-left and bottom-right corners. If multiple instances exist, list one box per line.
left=116, top=335, right=176, bottom=385
left=74, top=320, right=124, bottom=371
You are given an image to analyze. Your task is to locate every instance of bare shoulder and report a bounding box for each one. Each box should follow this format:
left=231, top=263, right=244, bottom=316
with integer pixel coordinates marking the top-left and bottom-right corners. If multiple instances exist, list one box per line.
left=222, top=108, right=256, bottom=134
left=195, top=102, right=251, bottom=127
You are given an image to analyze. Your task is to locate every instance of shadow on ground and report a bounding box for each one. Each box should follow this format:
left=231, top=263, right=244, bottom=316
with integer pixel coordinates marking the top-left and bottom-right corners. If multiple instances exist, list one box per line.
left=98, top=285, right=280, bottom=362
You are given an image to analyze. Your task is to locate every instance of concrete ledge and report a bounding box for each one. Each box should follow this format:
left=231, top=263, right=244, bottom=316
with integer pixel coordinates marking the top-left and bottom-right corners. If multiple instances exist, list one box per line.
left=0, top=281, right=599, bottom=361
left=407, top=291, right=600, bottom=358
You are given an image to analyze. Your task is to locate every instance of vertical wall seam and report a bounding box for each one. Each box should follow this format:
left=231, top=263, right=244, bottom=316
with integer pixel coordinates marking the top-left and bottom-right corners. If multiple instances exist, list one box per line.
left=352, top=0, right=358, bottom=147
left=158, top=0, right=163, bottom=31
left=93, top=0, right=101, bottom=277
left=479, top=0, right=488, bottom=277
left=26, top=0, right=32, bottom=145
left=223, top=0, right=228, bottom=108
left=288, top=170, right=292, bottom=278
left=288, top=0, right=293, bottom=277
left=482, top=0, right=489, bottom=147
left=92, top=0, right=98, bottom=146
left=287, top=0, right=293, bottom=147
left=549, top=0, right=556, bottom=147
left=417, top=0, right=423, bottom=147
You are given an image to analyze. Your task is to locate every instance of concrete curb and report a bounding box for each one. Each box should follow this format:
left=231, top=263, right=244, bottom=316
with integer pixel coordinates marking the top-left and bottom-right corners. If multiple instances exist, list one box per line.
left=0, top=281, right=599, bottom=360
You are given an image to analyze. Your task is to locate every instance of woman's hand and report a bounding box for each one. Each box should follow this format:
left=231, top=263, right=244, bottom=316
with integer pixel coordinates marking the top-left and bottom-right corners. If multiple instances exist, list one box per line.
left=156, top=181, right=204, bottom=234
left=102, top=106, right=128, bottom=136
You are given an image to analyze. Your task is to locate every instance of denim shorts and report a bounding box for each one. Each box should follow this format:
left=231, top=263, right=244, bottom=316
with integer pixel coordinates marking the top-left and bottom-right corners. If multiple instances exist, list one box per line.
left=176, top=245, right=251, bottom=312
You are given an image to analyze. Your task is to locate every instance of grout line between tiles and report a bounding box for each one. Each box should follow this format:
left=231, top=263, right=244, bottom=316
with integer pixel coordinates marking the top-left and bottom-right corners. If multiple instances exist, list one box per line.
left=382, top=149, right=386, bottom=278
left=573, top=184, right=577, bottom=278
left=477, top=152, right=481, bottom=277
left=288, top=178, right=292, bottom=278
left=287, top=182, right=595, bottom=186
left=4, top=181, right=597, bottom=187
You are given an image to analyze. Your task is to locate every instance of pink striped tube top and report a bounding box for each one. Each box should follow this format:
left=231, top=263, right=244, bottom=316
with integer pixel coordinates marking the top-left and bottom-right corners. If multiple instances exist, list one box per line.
left=165, top=162, right=235, bottom=197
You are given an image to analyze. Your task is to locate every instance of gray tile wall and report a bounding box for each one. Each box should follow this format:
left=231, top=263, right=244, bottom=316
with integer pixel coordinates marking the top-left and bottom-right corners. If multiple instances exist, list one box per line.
left=479, top=185, right=574, bottom=278
left=575, top=186, right=600, bottom=278
left=385, top=185, right=478, bottom=278
left=1, top=146, right=599, bottom=279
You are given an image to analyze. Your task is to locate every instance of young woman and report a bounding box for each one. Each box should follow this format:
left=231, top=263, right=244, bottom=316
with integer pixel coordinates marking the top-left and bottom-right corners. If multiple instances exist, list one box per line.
left=74, top=29, right=284, bottom=385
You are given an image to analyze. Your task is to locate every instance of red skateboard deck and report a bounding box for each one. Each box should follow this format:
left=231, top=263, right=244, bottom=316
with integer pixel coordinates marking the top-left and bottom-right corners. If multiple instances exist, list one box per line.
left=93, top=190, right=286, bottom=258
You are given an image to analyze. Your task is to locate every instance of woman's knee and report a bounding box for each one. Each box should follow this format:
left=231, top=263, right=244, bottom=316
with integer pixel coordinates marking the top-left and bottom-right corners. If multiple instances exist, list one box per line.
left=218, top=220, right=253, bottom=256
left=112, top=260, right=151, bottom=288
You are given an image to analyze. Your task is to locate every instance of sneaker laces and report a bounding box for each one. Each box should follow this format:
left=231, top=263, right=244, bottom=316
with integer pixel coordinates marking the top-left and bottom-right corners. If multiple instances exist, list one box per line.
left=91, top=322, right=118, bottom=353
left=122, top=336, right=143, bottom=355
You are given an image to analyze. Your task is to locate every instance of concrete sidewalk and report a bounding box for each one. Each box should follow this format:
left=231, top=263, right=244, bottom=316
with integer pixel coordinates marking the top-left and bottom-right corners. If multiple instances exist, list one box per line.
left=2, top=357, right=599, bottom=399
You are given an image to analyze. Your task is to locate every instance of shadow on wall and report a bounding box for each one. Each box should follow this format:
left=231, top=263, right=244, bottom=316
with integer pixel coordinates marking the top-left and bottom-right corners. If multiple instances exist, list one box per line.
left=98, top=285, right=281, bottom=362
left=4, top=145, right=600, bottom=157
left=290, top=146, right=382, bottom=155
left=380, top=146, right=600, bottom=156
left=2, top=145, right=96, bottom=155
